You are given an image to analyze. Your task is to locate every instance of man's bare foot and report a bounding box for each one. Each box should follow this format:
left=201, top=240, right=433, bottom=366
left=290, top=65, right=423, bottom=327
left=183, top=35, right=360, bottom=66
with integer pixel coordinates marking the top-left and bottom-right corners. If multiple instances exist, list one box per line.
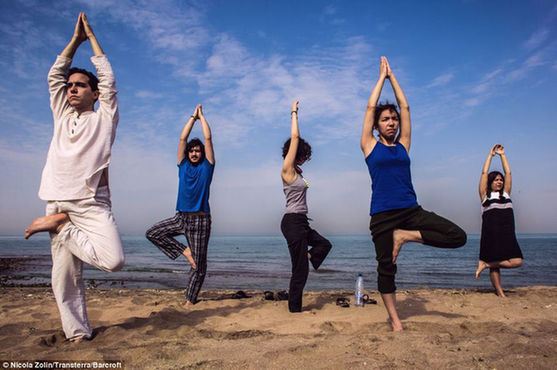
left=495, top=290, right=506, bottom=298
left=184, top=300, right=195, bottom=308
left=70, top=337, right=85, bottom=344
left=302, top=310, right=315, bottom=315
left=182, top=247, right=197, bottom=270
left=25, top=213, right=69, bottom=239
left=387, top=318, right=404, bottom=332
left=475, top=260, right=488, bottom=280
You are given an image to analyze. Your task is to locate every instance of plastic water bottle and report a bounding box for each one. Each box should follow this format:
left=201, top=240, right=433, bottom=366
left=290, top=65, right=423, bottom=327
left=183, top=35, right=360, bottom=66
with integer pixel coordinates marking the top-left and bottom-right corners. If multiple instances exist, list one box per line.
left=355, top=274, right=364, bottom=307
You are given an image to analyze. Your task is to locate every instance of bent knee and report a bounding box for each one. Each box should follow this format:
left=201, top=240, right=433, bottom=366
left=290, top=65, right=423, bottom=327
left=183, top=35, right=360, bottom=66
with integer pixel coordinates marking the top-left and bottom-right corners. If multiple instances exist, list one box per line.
left=145, top=228, right=157, bottom=241
left=513, top=258, right=523, bottom=268
left=450, top=227, right=467, bottom=247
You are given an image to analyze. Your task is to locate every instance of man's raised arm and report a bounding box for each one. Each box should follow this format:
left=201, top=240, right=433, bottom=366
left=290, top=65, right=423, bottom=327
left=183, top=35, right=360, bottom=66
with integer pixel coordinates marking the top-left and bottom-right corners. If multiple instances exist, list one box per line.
left=49, top=13, right=87, bottom=122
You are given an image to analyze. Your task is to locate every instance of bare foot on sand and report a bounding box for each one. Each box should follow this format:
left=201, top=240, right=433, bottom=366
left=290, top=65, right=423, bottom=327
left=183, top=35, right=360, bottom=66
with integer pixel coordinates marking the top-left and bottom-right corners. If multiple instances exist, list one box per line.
left=184, top=300, right=195, bottom=308
left=387, top=318, right=404, bottom=332
left=183, top=247, right=197, bottom=270
left=302, top=310, right=315, bottom=315
left=475, top=260, right=488, bottom=279
left=70, top=337, right=86, bottom=344
left=25, top=213, right=69, bottom=239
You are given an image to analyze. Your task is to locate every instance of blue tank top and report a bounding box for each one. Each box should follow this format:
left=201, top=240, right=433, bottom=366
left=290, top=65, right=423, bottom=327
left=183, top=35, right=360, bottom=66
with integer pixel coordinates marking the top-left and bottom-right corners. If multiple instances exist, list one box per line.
left=176, top=158, right=214, bottom=212
left=365, top=142, right=418, bottom=215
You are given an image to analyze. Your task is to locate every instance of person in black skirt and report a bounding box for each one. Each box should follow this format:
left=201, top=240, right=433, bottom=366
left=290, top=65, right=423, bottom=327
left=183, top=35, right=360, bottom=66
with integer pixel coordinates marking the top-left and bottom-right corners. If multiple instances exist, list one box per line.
left=475, top=144, right=523, bottom=297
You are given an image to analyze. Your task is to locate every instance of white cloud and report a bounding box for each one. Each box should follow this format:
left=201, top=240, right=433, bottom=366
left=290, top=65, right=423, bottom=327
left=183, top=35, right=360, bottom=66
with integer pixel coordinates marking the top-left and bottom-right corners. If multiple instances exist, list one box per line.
left=524, top=28, right=549, bottom=51
left=464, top=97, right=480, bottom=107
left=525, top=52, right=546, bottom=68
left=427, top=72, right=454, bottom=88
left=193, top=35, right=374, bottom=145
left=135, top=90, right=163, bottom=99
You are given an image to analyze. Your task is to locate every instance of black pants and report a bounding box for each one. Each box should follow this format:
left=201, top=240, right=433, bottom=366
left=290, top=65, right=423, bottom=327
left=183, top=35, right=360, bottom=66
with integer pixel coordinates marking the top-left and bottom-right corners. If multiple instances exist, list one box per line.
left=370, top=206, right=466, bottom=294
left=281, top=213, right=332, bottom=312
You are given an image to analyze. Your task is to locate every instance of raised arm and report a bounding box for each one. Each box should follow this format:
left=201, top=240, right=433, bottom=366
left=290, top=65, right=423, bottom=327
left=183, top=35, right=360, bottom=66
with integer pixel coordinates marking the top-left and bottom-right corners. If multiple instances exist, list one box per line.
left=178, top=106, right=199, bottom=164
left=81, top=13, right=104, bottom=56
left=361, top=57, right=387, bottom=157
left=385, top=57, right=411, bottom=152
left=49, top=14, right=87, bottom=122
left=197, top=105, right=214, bottom=165
left=281, top=100, right=300, bottom=184
left=80, top=13, right=118, bottom=122
left=60, top=13, right=87, bottom=58
left=479, top=144, right=497, bottom=200
left=495, top=145, right=512, bottom=194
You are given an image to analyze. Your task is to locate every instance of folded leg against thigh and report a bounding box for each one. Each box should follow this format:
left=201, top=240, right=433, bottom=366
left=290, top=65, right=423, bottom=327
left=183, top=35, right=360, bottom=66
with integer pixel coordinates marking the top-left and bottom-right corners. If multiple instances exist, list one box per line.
left=404, top=209, right=467, bottom=249
left=307, top=228, right=332, bottom=270
left=59, top=198, right=124, bottom=272
left=146, top=213, right=188, bottom=260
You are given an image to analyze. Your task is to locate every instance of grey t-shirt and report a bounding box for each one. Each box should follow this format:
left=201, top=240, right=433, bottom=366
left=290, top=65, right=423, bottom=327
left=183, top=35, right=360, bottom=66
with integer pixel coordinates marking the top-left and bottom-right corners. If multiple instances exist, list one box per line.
left=283, top=174, right=309, bottom=214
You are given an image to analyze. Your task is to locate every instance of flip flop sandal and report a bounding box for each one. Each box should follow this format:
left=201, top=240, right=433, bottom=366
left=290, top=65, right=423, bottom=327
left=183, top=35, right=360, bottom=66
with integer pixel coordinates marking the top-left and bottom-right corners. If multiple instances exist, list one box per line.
left=362, top=294, right=377, bottom=305
left=336, top=297, right=350, bottom=308
left=276, top=290, right=289, bottom=301
left=231, top=290, right=250, bottom=299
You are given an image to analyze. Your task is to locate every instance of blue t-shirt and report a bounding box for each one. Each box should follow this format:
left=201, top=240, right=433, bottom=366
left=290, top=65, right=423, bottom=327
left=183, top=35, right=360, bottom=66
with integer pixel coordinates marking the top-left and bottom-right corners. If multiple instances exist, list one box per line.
left=365, top=142, right=418, bottom=215
left=176, top=158, right=214, bottom=212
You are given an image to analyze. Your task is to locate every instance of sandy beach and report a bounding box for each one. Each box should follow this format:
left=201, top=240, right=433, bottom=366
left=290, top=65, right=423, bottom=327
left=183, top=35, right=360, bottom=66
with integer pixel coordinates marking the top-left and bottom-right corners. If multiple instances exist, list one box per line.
left=0, top=286, right=556, bottom=369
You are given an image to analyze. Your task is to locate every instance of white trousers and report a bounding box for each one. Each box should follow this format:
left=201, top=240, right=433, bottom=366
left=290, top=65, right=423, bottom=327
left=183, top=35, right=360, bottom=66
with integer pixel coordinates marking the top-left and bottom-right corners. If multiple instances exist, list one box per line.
left=47, top=186, right=124, bottom=340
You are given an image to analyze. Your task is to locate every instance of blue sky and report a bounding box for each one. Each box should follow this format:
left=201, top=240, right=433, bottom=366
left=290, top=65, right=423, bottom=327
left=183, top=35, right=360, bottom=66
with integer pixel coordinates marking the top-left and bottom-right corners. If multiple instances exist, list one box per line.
left=1, top=0, right=556, bottom=235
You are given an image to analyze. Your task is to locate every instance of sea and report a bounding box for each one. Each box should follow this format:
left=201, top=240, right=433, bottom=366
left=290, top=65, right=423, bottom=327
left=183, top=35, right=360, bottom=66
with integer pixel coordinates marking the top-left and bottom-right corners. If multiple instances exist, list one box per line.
left=1, top=234, right=555, bottom=291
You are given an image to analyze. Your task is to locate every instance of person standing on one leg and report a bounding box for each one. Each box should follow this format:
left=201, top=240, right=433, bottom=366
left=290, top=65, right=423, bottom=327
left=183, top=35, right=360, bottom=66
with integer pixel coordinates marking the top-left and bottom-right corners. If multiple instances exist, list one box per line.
left=360, top=57, right=467, bottom=331
left=475, top=144, right=523, bottom=297
left=146, top=104, right=214, bottom=307
left=24, top=13, right=124, bottom=342
left=281, top=100, right=332, bottom=313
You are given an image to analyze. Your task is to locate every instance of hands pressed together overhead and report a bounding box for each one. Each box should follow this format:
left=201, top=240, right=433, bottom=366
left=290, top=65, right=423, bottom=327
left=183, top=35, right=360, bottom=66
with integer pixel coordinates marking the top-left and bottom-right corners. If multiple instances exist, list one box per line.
left=491, top=143, right=505, bottom=156
left=191, top=104, right=204, bottom=121
left=379, top=56, right=393, bottom=79
left=62, top=12, right=104, bottom=57
left=72, top=12, right=95, bottom=44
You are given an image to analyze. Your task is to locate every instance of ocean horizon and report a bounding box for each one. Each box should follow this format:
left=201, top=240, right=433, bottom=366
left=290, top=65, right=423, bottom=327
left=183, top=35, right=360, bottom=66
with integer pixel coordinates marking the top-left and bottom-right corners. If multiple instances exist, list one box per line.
left=1, top=233, right=556, bottom=291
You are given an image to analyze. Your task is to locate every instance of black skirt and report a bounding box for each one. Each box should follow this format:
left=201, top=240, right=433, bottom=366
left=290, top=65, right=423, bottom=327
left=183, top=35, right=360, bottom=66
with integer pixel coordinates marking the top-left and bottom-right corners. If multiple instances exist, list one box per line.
left=480, top=195, right=523, bottom=262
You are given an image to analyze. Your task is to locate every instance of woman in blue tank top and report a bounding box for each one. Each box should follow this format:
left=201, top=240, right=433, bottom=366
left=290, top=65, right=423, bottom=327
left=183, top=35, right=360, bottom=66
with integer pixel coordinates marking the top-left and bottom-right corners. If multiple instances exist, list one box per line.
left=280, top=100, right=332, bottom=313
left=361, top=57, right=466, bottom=331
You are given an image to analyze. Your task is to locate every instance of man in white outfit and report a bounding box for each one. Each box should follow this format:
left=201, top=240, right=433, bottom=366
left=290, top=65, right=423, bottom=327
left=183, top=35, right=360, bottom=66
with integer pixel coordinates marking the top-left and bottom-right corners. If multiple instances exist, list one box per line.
left=25, top=12, right=124, bottom=342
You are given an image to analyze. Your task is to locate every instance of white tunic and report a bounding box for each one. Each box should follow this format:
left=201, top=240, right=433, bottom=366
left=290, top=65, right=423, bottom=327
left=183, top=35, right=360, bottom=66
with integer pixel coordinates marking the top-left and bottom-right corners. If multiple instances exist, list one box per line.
left=38, top=55, right=118, bottom=201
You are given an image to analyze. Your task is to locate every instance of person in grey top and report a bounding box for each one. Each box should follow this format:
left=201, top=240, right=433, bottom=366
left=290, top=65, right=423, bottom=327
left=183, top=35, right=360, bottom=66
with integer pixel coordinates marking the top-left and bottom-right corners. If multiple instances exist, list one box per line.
left=280, top=100, right=332, bottom=313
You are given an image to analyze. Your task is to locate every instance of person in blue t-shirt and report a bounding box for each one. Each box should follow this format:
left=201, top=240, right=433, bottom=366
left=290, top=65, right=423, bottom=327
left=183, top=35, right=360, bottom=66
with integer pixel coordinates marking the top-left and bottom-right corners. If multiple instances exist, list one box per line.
left=146, top=104, right=214, bottom=306
left=361, top=57, right=466, bottom=331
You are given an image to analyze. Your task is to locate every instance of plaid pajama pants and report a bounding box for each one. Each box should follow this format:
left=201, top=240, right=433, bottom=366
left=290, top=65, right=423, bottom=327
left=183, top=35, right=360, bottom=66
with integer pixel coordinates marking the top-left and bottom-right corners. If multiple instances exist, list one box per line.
left=146, top=212, right=211, bottom=303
